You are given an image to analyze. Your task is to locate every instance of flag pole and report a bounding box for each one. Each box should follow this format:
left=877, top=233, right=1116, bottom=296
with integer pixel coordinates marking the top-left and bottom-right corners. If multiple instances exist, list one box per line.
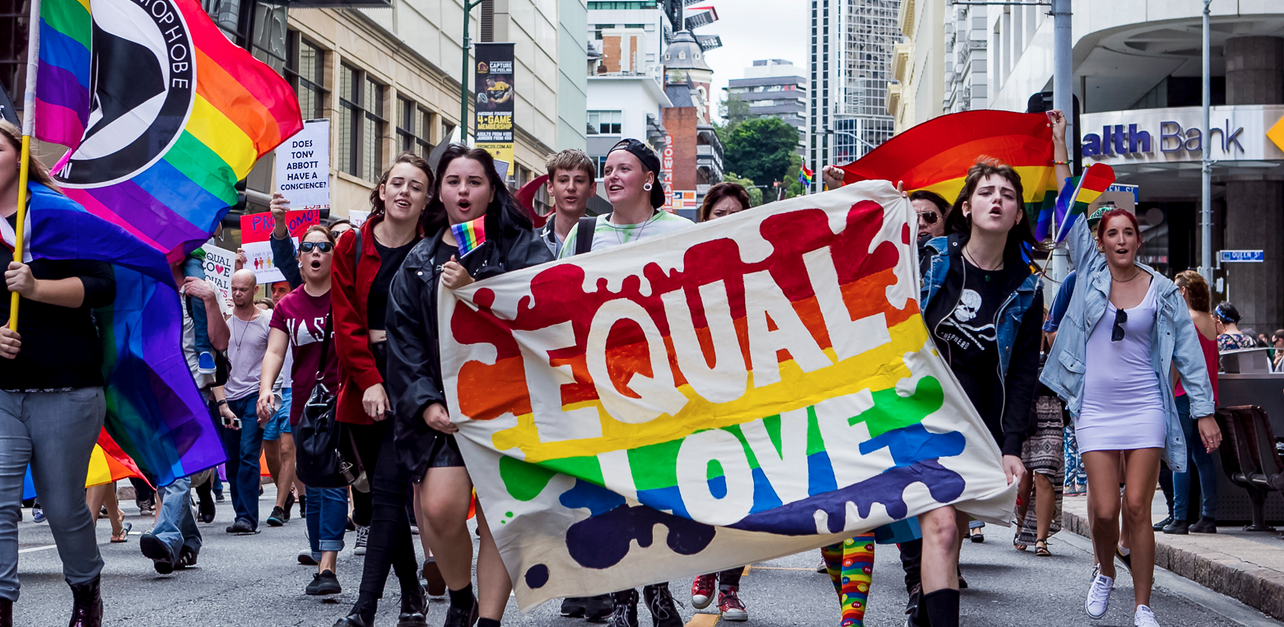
left=9, top=0, right=41, bottom=332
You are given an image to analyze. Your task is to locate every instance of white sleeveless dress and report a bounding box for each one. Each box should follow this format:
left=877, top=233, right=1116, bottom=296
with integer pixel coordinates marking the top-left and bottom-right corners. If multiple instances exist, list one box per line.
left=1075, top=279, right=1167, bottom=453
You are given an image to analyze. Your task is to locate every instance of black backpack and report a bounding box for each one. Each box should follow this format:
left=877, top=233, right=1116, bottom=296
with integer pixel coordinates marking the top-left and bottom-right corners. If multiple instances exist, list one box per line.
left=574, top=216, right=596, bottom=256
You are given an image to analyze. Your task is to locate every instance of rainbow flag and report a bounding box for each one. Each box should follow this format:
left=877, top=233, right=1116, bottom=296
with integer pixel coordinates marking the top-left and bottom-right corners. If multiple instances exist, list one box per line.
left=451, top=216, right=487, bottom=257
left=1050, top=163, right=1116, bottom=244
left=435, top=183, right=1018, bottom=607
left=800, top=164, right=814, bottom=185
left=34, top=0, right=303, bottom=261
left=22, top=429, right=149, bottom=500
left=838, top=110, right=1057, bottom=226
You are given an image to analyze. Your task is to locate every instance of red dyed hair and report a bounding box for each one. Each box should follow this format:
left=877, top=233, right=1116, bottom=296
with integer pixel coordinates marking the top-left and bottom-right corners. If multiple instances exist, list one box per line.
left=1096, top=208, right=1141, bottom=242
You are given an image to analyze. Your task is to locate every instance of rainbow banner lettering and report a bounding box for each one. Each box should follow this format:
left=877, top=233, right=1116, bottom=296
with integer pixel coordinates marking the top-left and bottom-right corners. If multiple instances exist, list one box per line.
left=451, top=216, right=487, bottom=257
left=438, top=182, right=1019, bottom=607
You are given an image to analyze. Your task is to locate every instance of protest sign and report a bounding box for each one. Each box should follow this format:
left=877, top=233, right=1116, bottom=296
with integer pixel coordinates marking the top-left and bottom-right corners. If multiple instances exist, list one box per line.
left=349, top=210, right=370, bottom=228
left=201, top=245, right=236, bottom=315
left=274, top=119, right=331, bottom=213
left=438, top=182, right=1018, bottom=608
left=241, top=240, right=289, bottom=285
left=240, top=210, right=320, bottom=244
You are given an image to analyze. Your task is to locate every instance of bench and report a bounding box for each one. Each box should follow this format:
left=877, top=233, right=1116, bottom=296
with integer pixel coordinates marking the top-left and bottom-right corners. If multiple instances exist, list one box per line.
left=1215, top=405, right=1284, bottom=533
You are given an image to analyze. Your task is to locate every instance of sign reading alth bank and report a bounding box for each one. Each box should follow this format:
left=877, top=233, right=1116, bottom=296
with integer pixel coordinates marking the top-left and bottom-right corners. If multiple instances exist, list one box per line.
left=1080, top=104, right=1284, bottom=164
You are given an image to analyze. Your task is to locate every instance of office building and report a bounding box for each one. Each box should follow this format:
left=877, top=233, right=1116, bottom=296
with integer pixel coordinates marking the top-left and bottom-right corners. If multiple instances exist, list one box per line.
left=726, top=59, right=809, bottom=158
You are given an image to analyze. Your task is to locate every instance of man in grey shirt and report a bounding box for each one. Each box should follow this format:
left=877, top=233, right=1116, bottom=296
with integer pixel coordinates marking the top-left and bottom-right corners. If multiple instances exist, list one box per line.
left=215, top=270, right=272, bottom=534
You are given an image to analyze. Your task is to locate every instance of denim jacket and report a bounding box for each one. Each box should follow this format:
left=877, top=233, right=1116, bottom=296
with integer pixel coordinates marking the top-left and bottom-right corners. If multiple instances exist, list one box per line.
left=919, top=234, right=1043, bottom=456
left=1038, top=219, right=1215, bottom=472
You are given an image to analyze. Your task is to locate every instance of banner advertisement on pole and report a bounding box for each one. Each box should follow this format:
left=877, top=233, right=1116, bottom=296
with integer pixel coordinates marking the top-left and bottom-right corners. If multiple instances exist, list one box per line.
left=239, top=210, right=320, bottom=284
left=474, top=43, right=515, bottom=171
left=274, top=119, right=331, bottom=214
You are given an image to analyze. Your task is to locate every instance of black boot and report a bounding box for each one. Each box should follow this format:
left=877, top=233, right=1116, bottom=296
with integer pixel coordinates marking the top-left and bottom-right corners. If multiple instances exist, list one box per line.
left=397, top=585, right=428, bottom=627
left=0, top=598, right=11, bottom=627
left=1190, top=516, right=1217, bottom=534
left=1163, top=519, right=1190, bottom=535
left=641, top=583, right=683, bottom=627
left=67, top=577, right=102, bottom=627
left=607, top=589, right=638, bottom=627
left=584, top=594, right=613, bottom=622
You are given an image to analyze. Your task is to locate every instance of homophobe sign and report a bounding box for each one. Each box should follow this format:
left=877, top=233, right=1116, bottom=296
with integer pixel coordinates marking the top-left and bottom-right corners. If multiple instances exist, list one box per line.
left=437, top=182, right=1019, bottom=608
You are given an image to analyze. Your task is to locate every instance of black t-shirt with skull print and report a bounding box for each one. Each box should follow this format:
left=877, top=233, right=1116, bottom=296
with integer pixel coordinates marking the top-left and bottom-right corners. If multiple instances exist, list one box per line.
left=925, top=259, right=1006, bottom=428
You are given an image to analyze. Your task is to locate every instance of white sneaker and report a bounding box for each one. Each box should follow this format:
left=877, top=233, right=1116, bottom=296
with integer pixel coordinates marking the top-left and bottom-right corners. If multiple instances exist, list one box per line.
left=1085, top=573, right=1113, bottom=619
left=354, top=524, right=369, bottom=556
left=1134, top=604, right=1160, bottom=627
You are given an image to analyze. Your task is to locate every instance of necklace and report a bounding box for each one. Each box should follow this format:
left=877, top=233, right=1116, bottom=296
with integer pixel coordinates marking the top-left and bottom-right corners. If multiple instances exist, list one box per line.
left=962, top=246, right=1002, bottom=272
left=1112, top=268, right=1143, bottom=283
left=610, top=210, right=655, bottom=246
left=232, top=312, right=257, bottom=350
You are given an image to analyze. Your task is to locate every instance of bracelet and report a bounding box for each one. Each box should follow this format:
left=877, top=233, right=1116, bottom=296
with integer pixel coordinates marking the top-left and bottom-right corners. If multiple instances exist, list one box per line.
left=1052, top=159, right=1070, bottom=166
left=216, top=400, right=228, bottom=407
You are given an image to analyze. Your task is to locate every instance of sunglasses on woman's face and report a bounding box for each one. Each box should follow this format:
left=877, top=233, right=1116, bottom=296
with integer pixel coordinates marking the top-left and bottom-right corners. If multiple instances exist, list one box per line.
left=1112, top=308, right=1128, bottom=342
left=298, top=241, right=334, bottom=254
left=917, top=211, right=939, bottom=225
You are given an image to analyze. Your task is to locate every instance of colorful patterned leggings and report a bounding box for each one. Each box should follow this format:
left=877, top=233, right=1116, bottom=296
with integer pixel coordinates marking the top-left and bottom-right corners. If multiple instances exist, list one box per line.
left=1063, top=424, right=1087, bottom=489
left=822, top=533, right=875, bottom=627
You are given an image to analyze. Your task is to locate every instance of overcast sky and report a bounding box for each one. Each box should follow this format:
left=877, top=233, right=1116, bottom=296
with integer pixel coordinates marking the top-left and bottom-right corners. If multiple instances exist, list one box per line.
left=696, top=0, right=810, bottom=123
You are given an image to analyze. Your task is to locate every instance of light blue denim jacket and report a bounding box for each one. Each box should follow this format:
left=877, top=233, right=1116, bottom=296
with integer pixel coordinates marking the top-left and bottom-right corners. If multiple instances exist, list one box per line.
left=1038, top=219, right=1215, bottom=472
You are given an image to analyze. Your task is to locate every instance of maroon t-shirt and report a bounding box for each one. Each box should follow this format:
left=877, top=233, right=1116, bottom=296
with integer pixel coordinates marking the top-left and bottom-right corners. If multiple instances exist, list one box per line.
left=270, top=286, right=340, bottom=425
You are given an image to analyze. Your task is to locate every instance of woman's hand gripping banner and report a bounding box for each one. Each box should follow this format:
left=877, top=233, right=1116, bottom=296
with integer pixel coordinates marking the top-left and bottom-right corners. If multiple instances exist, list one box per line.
left=438, top=181, right=1019, bottom=608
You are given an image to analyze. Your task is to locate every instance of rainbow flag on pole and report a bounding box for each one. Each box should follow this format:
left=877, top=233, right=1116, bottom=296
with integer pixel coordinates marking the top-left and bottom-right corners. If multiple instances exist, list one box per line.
left=800, top=164, right=814, bottom=186
left=837, top=110, right=1057, bottom=224
left=451, top=216, right=487, bottom=258
left=34, top=0, right=303, bottom=261
left=1048, top=163, right=1116, bottom=244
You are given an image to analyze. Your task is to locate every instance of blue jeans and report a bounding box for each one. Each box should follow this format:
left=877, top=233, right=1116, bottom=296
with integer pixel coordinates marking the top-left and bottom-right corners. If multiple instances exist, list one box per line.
left=1173, top=394, right=1218, bottom=519
left=306, top=486, right=347, bottom=560
left=153, top=476, right=201, bottom=559
left=219, top=393, right=264, bottom=528
left=0, top=389, right=106, bottom=600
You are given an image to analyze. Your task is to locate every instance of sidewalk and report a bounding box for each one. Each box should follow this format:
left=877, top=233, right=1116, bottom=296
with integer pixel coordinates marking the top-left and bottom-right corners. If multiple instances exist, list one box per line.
left=1061, top=491, right=1284, bottom=620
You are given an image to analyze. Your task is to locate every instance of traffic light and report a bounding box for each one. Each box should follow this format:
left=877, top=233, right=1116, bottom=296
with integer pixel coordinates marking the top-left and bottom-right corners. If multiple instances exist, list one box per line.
left=220, top=180, right=249, bottom=230
left=1027, top=91, right=1081, bottom=174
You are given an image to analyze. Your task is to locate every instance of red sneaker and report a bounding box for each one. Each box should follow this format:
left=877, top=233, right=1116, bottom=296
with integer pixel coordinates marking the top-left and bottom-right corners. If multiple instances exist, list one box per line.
left=690, top=574, right=716, bottom=609
left=718, top=587, right=747, bottom=622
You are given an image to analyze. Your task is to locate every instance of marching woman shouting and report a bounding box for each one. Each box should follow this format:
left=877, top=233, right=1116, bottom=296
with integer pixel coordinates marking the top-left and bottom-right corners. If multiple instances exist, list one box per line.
left=1040, top=110, right=1218, bottom=627
left=915, top=159, right=1043, bottom=627
left=386, top=145, right=553, bottom=627
left=330, top=152, right=435, bottom=627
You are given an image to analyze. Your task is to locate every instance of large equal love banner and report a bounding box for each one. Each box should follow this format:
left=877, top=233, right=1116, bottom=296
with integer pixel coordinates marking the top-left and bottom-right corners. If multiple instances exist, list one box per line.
left=439, top=182, right=1019, bottom=608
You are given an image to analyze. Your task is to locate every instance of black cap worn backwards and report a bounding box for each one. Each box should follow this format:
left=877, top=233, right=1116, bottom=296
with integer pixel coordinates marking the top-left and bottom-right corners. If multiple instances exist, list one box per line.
left=608, top=138, right=666, bottom=209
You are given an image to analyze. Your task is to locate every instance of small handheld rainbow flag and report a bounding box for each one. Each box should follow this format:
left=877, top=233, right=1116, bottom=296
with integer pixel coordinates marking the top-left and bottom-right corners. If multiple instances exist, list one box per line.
left=451, top=216, right=487, bottom=257
left=800, top=165, right=815, bottom=185
left=1050, top=163, right=1116, bottom=244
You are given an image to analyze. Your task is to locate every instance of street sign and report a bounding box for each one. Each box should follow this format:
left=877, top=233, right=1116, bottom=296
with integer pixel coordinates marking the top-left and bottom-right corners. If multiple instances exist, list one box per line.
left=1219, top=250, right=1264, bottom=263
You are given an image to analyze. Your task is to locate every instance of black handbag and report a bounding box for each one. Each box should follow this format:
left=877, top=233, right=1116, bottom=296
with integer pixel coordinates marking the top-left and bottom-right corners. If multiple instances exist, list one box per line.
left=294, top=313, right=369, bottom=491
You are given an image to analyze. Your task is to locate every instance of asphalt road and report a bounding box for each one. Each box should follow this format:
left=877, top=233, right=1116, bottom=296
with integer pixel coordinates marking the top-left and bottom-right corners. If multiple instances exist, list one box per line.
left=9, top=487, right=1278, bottom=626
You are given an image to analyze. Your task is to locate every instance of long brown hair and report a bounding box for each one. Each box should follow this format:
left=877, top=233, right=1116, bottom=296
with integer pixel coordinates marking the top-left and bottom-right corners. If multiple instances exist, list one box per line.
left=424, top=144, right=529, bottom=236
left=0, top=120, right=60, bottom=191
left=368, top=151, right=434, bottom=230
left=698, top=182, right=751, bottom=222
left=1175, top=270, right=1211, bottom=313
left=944, top=157, right=1041, bottom=254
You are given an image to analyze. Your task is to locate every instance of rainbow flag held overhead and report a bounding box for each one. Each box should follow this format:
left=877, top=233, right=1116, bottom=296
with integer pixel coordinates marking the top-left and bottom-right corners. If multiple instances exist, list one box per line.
left=800, top=164, right=814, bottom=186
left=837, top=110, right=1057, bottom=226
left=34, top=0, right=303, bottom=261
left=451, top=216, right=487, bottom=258
left=1050, top=163, right=1116, bottom=244
left=436, top=183, right=1018, bottom=607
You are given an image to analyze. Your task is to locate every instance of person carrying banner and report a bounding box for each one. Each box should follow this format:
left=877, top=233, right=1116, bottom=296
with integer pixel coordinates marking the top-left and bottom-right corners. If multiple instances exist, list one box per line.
left=0, top=121, right=117, bottom=627
left=916, top=157, right=1043, bottom=627
left=539, top=150, right=597, bottom=256
left=386, top=145, right=553, bottom=627
left=1039, top=111, right=1219, bottom=627
left=257, top=225, right=347, bottom=596
left=330, top=153, right=436, bottom=627
left=558, top=139, right=692, bottom=627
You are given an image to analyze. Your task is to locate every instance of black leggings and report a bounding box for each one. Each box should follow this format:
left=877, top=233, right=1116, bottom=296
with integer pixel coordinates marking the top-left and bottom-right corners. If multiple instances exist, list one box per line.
left=349, top=422, right=381, bottom=527
left=355, top=419, right=421, bottom=607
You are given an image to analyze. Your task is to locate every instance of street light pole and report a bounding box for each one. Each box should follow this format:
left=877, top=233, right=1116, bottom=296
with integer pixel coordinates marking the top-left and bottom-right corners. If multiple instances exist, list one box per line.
left=1050, top=0, right=1072, bottom=283
left=1200, top=0, right=1214, bottom=284
left=460, top=0, right=486, bottom=144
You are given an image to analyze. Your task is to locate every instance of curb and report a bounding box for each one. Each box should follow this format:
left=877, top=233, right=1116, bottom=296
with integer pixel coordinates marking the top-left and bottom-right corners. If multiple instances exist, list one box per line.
left=1062, top=509, right=1284, bottom=620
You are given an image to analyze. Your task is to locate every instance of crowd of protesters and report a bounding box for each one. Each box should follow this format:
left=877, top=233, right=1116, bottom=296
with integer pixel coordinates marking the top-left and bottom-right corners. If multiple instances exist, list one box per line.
left=0, top=107, right=1242, bottom=627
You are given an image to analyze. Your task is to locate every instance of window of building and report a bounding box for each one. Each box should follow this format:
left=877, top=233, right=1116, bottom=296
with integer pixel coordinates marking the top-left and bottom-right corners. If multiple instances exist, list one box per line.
left=286, top=35, right=327, bottom=120
left=596, top=156, right=608, bottom=178
left=587, top=110, right=622, bottom=135
left=339, top=64, right=386, bottom=182
left=397, top=97, right=435, bottom=159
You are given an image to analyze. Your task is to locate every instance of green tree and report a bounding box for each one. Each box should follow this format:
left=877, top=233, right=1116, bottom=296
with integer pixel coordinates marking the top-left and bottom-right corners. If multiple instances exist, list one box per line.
left=722, top=172, right=763, bottom=207
left=722, top=117, right=800, bottom=192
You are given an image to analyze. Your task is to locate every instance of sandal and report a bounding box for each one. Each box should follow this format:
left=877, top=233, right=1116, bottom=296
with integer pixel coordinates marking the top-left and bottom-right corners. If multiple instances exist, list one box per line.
left=111, top=521, right=132, bottom=543
left=1013, top=533, right=1027, bottom=552
left=1035, top=538, right=1051, bottom=557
